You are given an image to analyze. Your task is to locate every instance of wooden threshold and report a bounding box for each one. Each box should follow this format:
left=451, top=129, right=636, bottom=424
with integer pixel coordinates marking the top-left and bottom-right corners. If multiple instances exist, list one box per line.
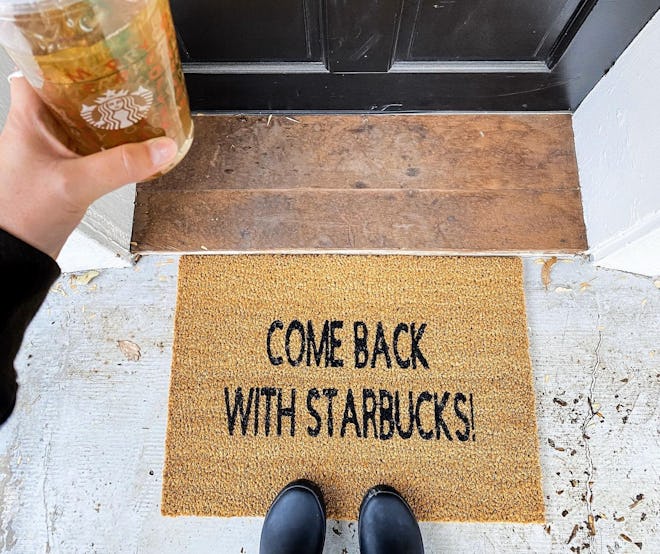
left=132, top=114, right=587, bottom=254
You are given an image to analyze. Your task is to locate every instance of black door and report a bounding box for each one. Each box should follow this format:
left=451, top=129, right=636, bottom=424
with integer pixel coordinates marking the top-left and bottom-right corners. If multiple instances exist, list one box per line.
left=172, top=0, right=660, bottom=112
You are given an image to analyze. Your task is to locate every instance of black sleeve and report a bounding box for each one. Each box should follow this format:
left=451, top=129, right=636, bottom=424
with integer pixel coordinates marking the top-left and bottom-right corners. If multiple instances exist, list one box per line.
left=0, top=227, right=61, bottom=424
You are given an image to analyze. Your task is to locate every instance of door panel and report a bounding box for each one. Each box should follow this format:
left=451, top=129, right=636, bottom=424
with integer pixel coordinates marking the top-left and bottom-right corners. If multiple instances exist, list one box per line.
left=395, top=0, right=583, bottom=61
left=325, top=0, right=403, bottom=72
left=171, top=0, right=322, bottom=62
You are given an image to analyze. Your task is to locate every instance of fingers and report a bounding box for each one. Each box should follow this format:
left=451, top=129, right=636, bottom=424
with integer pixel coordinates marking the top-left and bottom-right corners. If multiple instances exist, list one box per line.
left=58, top=137, right=178, bottom=205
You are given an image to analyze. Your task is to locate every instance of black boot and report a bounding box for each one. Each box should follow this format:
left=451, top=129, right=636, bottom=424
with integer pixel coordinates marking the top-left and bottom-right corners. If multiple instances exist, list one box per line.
left=259, top=479, right=326, bottom=554
left=358, top=485, right=424, bottom=554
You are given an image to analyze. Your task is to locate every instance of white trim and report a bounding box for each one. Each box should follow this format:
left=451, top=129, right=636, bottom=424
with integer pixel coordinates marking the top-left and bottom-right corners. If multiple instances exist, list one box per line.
left=77, top=184, right=137, bottom=258
left=587, top=210, right=660, bottom=261
left=57, top=228, right=132, bottom=272
left=57, top=184, right=137, bottom=272
left=594, top=226, right=660, bottom=277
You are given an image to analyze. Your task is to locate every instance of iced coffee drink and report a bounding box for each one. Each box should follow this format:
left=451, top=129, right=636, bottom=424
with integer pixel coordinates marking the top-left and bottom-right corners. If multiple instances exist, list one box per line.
left=0, top=0, right=193, bottom=176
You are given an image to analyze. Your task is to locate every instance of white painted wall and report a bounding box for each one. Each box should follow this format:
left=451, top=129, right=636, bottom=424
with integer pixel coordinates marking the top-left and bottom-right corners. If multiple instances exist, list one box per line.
left=573, top=10, right=660, bottom=277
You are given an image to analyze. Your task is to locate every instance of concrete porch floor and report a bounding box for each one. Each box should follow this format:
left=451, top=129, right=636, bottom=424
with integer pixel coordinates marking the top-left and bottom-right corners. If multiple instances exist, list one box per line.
left=0, top=256, right=658, bottom=553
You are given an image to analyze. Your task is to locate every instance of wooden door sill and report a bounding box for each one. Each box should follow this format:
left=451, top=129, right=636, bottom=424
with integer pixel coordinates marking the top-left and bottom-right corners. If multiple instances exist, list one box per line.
left=132, top=114, right=587, bottom=255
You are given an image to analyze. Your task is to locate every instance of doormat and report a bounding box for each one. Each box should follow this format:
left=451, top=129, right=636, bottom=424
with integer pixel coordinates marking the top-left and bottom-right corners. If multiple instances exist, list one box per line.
left=162, top=255, right=544, bottom=522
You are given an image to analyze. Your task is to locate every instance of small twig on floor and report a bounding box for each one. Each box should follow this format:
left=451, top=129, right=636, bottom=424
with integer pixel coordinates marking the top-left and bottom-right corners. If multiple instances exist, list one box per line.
left=580, top=320, right=603, bottom=547
left=567, top=524, right=579, bottom=544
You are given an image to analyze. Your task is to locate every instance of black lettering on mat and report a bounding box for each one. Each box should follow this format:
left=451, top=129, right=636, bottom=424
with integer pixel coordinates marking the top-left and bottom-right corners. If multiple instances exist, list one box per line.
left=225, top=387, right=476, bottom=442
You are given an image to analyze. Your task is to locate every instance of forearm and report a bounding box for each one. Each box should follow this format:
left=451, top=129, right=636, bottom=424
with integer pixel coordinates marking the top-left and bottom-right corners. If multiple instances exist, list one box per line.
left=0, top=226, right=60, bottom=424
left=0, top=75, right=175, bottom=425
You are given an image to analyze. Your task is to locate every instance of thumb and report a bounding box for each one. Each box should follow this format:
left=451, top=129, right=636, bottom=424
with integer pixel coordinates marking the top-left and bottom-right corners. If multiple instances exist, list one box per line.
left=60, top=137, right=178, bottom=204
left=7, top=71, right=44, bottom=115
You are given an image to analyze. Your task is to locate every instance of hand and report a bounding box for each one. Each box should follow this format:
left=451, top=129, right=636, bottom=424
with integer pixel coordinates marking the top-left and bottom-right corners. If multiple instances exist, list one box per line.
left=0, top=74, right=177, bottom=259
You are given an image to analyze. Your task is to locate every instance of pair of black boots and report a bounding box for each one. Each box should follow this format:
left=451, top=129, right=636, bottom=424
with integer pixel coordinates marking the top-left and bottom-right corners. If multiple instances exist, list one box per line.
left=260, top=480, right=424, bottom=554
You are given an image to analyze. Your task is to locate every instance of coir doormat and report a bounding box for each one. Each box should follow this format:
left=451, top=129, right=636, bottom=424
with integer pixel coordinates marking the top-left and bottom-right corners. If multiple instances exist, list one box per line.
left=162, top=255, right=544, bottom=522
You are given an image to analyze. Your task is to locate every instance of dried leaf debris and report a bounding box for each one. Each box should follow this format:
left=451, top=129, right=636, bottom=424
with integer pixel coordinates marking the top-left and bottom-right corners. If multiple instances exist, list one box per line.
left=629, top=494, right=644, bottom=509
left=69, top=270, right=100, bottom=287
left=541, top=256, right=558, bottom=289
left=117, top=340, right=141, bottom=362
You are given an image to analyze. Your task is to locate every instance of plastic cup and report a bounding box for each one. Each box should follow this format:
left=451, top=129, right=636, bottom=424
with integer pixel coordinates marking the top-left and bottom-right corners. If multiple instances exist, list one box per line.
left=0, top=0, right=193, bottom=177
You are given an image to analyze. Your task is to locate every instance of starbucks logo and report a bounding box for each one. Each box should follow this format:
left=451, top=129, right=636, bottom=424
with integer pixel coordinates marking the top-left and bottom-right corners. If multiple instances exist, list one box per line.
left=80, top=86, right=153, bottom=130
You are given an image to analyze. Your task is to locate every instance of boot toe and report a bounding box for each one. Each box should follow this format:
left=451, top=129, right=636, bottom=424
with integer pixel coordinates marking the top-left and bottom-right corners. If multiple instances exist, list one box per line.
left=259, top=480, right=326, bottom=554
left=358, top=485, right=424, bottom=554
